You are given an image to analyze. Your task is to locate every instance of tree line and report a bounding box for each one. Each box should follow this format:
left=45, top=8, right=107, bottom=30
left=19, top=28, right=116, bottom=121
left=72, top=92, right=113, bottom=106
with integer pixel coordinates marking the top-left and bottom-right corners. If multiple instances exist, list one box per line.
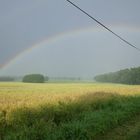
left=0, top=76, right=15, bottom=81
left=94, top=67, right=140, bottom=85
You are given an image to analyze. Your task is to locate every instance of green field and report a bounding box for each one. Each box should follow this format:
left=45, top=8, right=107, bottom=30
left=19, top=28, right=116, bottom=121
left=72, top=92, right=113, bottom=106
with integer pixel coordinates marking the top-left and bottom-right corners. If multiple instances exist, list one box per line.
left=0, top=82, right=140, bottom=140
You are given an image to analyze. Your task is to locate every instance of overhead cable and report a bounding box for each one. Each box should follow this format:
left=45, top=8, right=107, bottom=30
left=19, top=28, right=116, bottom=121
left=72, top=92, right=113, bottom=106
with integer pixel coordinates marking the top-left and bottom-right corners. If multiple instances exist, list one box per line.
left=66, top=0, right=140, bottom=52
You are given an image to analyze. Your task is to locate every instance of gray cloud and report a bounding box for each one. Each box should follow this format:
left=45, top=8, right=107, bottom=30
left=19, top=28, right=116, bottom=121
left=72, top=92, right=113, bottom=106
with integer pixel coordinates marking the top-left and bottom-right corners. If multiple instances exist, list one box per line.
left=0, top=0, right=140, bottom=77
left=1, top=27, right=140, bottom=77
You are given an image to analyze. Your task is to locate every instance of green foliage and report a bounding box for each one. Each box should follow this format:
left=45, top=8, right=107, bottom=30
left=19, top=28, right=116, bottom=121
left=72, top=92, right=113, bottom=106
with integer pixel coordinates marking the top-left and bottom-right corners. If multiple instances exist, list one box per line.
left=2, top=94, right=140, bottom=140
left=0, top=110, right=7, bottom=140
left=22, top=74, right=45, bottom=83
left=95, top=67, right=140, bottom=85
left=127, top=125, right=140, bottom=140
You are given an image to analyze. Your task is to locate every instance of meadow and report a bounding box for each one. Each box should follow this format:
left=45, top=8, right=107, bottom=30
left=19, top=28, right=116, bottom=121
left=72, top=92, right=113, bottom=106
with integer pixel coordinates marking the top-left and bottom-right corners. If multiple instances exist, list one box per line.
left=0, top=82, right=140, bottom=140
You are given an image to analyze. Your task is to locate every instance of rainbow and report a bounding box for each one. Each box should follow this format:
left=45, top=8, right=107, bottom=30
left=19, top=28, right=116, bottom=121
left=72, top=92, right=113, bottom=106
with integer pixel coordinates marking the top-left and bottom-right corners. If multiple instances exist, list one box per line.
left=1, top=25, right=140, bottom=70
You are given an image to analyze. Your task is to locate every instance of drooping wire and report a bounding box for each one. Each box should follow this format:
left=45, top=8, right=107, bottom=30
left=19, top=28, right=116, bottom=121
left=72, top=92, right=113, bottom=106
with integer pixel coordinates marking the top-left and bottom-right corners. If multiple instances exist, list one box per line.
left=66, top=0, right=140, bottom=52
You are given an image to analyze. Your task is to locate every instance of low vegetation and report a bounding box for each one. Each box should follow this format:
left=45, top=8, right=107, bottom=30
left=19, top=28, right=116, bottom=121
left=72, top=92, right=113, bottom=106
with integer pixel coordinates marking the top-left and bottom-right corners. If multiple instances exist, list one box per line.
left=95, top=67, right=140, bottom=85
left=0, top=83, right=140, bottom=140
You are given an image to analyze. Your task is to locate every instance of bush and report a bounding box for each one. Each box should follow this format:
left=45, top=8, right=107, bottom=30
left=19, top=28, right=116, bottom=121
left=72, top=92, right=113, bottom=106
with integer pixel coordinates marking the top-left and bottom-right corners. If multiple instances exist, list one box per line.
left=22, top=74, right=45, bottom=83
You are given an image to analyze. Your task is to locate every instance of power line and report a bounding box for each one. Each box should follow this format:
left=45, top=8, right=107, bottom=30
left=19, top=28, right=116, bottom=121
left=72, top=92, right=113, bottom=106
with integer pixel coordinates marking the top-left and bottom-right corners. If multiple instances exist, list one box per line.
left=66, top=0, right=140, bottom=52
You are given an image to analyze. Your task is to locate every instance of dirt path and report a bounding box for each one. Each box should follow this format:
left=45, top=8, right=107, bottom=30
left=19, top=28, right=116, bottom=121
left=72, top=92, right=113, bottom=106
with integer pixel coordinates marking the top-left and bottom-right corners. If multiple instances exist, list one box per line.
left=95, top=114, right=140, bottom=140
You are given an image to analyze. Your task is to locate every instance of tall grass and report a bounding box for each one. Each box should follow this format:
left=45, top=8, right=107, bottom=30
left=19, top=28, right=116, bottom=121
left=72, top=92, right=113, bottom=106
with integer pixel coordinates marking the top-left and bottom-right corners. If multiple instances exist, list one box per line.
left=0, top=83, right=140, bottom=139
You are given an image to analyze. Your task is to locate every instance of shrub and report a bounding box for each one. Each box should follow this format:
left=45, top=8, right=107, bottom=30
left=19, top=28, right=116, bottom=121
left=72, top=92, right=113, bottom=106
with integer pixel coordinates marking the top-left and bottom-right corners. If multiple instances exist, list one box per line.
left=22, top=74, right=45, bottom=83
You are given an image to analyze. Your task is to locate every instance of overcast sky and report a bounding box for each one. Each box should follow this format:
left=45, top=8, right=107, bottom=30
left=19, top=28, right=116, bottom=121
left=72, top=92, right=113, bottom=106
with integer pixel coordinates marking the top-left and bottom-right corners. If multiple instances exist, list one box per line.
left=0, top=0, right=140, bottom=77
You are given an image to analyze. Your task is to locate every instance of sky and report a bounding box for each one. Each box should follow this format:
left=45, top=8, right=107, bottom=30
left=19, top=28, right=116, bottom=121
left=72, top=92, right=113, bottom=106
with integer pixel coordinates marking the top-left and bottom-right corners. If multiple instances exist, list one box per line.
left=0, top=0, right=140, bottom=78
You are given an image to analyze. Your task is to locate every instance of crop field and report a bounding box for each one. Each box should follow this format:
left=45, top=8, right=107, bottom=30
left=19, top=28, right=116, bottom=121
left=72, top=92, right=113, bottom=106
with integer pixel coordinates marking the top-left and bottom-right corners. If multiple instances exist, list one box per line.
left=0, top=82, right=140, bottom=140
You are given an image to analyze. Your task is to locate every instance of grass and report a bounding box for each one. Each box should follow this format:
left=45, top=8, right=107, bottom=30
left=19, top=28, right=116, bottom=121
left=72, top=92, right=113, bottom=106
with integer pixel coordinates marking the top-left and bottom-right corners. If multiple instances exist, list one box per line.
left=0, top=82, right=140, bottom=140
left=96, top=112, right=140, bottom=140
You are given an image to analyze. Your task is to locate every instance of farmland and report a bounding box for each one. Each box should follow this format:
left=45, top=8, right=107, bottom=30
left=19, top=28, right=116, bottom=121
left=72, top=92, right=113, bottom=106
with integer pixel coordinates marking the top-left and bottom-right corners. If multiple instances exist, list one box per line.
left=0, top=82, right=140, bottom=139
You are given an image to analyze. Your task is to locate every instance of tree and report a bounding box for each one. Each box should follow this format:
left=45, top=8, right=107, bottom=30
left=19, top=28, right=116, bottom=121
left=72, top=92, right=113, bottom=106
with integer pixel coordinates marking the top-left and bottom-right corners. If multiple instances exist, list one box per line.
left=22, top=74, right=45, bottom=83
left=94, top=67, right=140, bottom=85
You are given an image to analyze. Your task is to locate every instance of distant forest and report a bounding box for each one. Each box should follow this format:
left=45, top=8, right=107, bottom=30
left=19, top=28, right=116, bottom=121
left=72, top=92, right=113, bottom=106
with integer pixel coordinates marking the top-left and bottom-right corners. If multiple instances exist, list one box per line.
left=94, top=67, right=140, bottom=85
left=0, top=76, right=15, bottom=81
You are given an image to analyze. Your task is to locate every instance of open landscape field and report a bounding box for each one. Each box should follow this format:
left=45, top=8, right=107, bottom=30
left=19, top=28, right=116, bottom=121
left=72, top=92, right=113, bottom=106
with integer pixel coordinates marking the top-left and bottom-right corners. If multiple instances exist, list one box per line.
left=0, top=82, right=140, bottom=140
left=1, top=0, right=140, bottom=139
